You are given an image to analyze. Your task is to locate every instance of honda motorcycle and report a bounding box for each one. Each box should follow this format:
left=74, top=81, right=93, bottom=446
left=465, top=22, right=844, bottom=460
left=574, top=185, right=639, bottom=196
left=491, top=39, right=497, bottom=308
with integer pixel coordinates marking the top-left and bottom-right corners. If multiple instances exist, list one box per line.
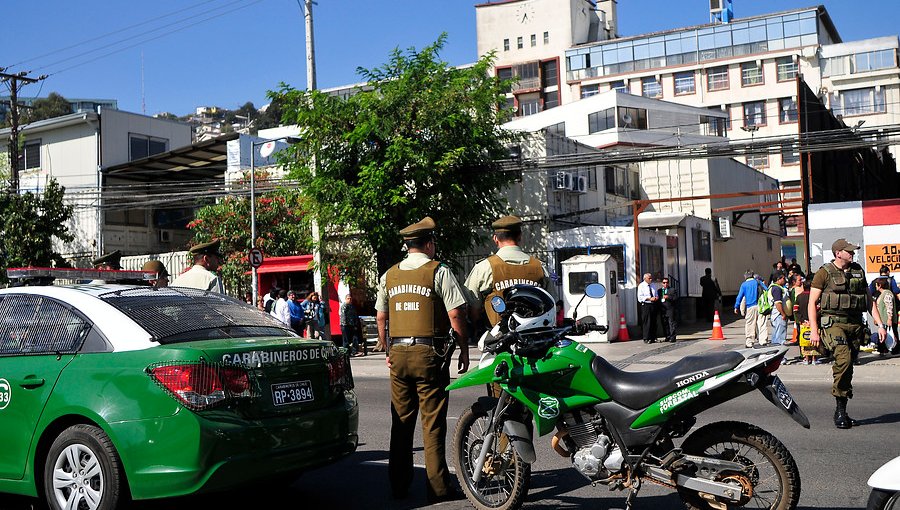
left=449, top=283, right=809, bottom=510
left=868, top=455, right=900, bottom=509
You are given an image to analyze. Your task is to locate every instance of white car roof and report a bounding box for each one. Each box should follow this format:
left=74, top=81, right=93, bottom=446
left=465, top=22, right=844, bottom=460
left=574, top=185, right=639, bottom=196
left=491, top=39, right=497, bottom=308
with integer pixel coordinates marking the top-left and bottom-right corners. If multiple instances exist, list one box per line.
left=0, top=285, right=155, bottom=352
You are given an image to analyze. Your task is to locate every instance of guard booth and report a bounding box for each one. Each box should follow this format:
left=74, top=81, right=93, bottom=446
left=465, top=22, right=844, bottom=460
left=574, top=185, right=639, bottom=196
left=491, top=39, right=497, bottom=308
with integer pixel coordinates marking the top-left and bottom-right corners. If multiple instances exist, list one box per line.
left=256, top=255, right=340, bottom=338
left=561, top=254, right=619, bottom=343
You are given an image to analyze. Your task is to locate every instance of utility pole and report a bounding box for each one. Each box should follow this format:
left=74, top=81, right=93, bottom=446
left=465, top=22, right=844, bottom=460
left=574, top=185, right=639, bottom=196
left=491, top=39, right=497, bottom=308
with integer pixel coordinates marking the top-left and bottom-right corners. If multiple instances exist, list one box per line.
left=305, top=0, right=317, bottom=90
left=1, top=70, right=45, bottom=192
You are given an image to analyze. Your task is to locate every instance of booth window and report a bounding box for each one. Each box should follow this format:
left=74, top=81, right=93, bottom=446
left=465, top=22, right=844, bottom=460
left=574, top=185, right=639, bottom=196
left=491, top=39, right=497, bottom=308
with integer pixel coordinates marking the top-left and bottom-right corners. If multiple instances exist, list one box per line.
left=693, top=229, right=712, bottom=261
left=568, top=271, right=599, bottom=295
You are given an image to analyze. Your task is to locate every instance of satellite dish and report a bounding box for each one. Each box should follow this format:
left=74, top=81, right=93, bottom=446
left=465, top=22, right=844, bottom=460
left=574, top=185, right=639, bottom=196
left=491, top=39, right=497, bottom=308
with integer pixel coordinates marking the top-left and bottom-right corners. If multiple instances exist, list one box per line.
left=259, top=140, right=277, bottom=158
left=621, top=113, right=633, bottom=128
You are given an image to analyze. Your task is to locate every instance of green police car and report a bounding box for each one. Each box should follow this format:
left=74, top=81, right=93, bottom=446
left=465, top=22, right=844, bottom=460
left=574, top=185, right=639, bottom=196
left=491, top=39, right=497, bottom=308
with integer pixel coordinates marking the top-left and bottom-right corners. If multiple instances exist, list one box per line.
left=0, top=271, right=358, bottom=510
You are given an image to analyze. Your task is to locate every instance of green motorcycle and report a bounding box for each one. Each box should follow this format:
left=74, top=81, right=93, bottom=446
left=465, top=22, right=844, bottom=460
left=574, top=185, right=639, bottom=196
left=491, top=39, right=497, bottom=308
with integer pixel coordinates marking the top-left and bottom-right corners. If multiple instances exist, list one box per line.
left=449, top=283, right=809, bottom=510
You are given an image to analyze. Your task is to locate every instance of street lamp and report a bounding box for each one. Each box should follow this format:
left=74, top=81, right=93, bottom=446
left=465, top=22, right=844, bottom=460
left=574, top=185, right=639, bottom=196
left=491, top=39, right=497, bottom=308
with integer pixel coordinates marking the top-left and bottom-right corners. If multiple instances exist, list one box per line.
left=249, top=135, right=301, bottom=303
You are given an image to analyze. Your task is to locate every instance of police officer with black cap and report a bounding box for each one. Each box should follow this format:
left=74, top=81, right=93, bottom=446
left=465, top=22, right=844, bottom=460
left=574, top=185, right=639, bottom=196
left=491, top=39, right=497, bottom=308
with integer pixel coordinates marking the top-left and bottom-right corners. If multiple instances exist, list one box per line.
left=375, top=216, right=469, bottom=503
left=809, top=238, right=886, bottom=429
left=464, top=215, right=556, bottom=329
left=171, top=240, right=224, bottom=293
left=92, top=250, right=122, bottom=270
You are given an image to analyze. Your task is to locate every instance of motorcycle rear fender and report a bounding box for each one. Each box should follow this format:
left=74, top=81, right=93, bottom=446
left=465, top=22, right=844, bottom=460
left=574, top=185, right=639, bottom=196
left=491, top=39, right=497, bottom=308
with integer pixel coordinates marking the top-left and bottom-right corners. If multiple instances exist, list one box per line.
left=868, top=456, right=900, bottom=490
left=757, top=375, right=811, bottom=429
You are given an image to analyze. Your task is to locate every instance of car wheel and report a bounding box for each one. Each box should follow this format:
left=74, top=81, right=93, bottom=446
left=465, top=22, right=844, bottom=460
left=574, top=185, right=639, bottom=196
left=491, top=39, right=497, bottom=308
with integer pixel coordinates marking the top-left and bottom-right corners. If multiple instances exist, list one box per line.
left=43, top=424, right=125, bottom=510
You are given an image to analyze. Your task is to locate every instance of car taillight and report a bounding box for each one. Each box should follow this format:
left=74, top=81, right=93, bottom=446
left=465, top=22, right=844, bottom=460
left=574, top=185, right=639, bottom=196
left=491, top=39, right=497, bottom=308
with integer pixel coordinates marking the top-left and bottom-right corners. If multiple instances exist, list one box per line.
left=149, top=362, right=252, bottom=410
left=327, top=354, right=354, bottom=392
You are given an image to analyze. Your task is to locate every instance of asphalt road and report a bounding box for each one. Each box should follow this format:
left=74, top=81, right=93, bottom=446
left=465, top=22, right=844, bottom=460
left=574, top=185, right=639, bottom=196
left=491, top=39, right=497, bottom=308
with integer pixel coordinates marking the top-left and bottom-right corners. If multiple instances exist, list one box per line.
left=6, top=352, right=899, bottom=509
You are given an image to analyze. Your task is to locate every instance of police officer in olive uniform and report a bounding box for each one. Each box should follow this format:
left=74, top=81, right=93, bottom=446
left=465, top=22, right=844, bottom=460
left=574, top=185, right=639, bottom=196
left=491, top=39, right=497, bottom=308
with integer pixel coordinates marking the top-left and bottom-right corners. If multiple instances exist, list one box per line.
left=375, top=217, right=469, bottom=503
left=92, top=250, right=123, bottom=270
left=808, top=238, right=886, bottom=429
left=171, top=240, right=225, bottom=293
left=464, top=215, right=556, bottom=329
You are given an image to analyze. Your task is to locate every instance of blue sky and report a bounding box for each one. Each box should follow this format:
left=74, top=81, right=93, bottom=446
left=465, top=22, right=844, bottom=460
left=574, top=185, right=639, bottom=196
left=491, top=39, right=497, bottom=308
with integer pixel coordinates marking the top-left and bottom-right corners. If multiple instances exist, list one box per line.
left=3, top=0, right=898, bottom=116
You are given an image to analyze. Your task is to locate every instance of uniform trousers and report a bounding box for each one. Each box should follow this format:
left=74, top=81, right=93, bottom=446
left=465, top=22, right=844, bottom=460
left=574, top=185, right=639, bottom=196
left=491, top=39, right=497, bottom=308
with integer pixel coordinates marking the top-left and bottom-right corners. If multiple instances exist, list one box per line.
left=388, top=343, right=452, bottom=499
left=821, top=318, right=862, bottom=398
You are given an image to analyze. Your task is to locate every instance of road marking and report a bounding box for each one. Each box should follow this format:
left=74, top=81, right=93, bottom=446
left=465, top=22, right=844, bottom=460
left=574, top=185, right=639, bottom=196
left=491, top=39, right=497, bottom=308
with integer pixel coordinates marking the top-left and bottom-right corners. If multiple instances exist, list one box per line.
left=361, top=459, right=456, bottom=474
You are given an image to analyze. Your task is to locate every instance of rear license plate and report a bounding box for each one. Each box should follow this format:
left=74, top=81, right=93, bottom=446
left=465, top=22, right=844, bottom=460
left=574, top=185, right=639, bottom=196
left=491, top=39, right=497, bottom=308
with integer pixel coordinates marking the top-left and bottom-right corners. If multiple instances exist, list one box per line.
left=771, top=376, right=793, bottom=410
left=271, top=380, right=314, bottom=406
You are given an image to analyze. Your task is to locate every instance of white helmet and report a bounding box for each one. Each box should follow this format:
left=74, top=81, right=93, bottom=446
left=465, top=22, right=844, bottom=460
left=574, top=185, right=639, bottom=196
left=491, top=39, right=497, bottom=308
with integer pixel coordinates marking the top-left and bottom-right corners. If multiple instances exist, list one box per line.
left=501, top=285, right=556, bottom=333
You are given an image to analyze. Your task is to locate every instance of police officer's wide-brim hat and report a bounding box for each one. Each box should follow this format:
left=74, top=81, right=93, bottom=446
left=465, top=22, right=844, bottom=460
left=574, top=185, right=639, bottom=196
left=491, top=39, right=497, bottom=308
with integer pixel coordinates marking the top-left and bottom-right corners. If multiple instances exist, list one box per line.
left=832, top=238, right=860, bottom=253
left=141, top=260, right=169, bottom=277
left=92, top=250, right=122, bottom=268
left=190, top=240, right=223, bottom=257
left=400, top=217, right=436, bottom=241
left=491, top=215, right=523, bottom=233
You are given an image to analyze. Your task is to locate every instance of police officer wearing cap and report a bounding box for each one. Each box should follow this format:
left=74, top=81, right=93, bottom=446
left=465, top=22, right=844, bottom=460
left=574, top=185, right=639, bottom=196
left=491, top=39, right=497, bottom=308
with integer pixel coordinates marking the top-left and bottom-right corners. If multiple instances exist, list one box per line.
left=171, top=240, right=225, bottom=293
left=141, top=260, right=169, bottom=288
left=92, top=250, right=122, bottom=270
left=375, top=217, right=469, bottom=503
left=464, top=215, right=556, bottom=329
left=809, top=238, right=886, bottom=429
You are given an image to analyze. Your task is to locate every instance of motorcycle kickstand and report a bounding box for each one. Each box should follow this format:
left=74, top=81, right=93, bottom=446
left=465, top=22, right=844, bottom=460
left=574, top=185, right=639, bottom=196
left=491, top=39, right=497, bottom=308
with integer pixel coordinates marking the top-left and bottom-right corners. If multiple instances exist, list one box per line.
left=623, top=477, right=641, bottom=510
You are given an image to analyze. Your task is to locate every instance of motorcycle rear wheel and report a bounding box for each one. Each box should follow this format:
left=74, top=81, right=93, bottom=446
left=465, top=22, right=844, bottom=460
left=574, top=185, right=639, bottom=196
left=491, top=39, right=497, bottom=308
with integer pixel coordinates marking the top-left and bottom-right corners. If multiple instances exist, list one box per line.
left=678, top=421, right=800, bottom=510
left=453, top=406, right=529, bottom=510
left=868, top=489, right=900, bottom=510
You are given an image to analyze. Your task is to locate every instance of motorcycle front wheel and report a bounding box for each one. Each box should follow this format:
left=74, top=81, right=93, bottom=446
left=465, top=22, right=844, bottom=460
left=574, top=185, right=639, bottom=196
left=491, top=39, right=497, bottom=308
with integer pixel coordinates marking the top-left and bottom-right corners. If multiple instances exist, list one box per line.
left=678, top=421, right=800, bottom=510
left=868, top=489, right=900, bottom=510
left=453, top=405, right=529, bottom=510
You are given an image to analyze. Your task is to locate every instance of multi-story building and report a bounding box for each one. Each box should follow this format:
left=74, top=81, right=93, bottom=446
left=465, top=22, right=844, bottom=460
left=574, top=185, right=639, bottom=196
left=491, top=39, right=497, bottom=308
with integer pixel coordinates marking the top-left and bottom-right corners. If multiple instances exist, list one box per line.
left=0, top=96, right=117, bottom=124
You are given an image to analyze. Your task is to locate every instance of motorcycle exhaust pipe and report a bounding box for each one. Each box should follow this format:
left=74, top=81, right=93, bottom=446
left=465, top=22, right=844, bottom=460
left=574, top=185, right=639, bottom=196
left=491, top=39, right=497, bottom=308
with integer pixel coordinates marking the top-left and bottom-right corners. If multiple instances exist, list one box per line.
left=551, top=430, right=571, bottom=457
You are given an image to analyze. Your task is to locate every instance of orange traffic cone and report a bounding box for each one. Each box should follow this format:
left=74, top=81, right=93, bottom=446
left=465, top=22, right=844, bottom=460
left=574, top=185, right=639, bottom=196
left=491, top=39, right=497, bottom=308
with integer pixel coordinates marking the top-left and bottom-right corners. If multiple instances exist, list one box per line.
left=617, top=313, right=630, bottom=341
left=709, top=310, right=726, bottom=340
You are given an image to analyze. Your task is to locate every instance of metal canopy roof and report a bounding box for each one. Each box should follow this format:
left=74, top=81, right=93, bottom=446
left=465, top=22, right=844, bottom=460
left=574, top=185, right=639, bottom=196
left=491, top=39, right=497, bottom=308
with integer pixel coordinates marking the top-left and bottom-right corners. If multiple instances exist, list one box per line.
left=104, top=132, right=239, bottom=182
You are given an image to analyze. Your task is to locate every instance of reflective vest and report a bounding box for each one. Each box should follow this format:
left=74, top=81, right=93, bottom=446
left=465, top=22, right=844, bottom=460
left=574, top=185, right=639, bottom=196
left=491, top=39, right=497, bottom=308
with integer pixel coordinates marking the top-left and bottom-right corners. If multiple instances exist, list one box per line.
left=485, top=255, right=544, bottom=326
left=819, top=262, right=868, bottom=316
left=386, top=260, right=449, bottom=338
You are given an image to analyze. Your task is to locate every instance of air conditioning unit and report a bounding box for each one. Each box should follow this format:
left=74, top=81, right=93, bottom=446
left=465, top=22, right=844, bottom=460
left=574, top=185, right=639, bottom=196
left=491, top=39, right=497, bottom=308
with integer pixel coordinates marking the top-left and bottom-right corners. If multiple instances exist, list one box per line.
left=555, top=171, right=572, bottom=190
left=709, top=0, right=723, bottom=11
left=158, top=229, right=173, bottom=243
left=572, top=175, right=588, bottom=193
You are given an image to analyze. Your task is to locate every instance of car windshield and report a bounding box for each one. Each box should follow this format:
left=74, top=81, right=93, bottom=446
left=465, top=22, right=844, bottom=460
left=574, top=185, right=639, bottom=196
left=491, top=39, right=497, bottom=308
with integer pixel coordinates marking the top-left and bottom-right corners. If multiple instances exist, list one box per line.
left=98, top=287, right=296, bottom=344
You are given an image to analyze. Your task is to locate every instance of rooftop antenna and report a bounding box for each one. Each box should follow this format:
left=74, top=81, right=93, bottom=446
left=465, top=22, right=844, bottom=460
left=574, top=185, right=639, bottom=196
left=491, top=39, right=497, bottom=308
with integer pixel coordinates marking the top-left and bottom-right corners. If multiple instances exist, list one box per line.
left=710, top=0, right=734, bottom=24
left=141, top=50, right=146, bottom=115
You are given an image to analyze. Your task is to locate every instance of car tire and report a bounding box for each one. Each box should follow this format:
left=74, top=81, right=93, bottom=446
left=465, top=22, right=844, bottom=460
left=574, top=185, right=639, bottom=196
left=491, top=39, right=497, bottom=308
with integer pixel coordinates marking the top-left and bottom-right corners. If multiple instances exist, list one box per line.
left=43, top=424, right=126, bottom=510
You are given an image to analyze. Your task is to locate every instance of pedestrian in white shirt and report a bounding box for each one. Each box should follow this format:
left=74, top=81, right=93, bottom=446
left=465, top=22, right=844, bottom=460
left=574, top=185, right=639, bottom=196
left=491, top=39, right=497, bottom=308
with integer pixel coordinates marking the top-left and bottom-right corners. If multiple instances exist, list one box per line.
left=637, top=272, right=659, bottom=343
left=271, top=289, right=291, bottom=326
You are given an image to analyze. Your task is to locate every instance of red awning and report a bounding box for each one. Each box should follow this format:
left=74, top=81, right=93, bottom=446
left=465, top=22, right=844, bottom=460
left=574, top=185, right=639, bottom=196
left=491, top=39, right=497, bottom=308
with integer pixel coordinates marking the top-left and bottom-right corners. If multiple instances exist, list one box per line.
left=255, top=255, right=314, bottom=274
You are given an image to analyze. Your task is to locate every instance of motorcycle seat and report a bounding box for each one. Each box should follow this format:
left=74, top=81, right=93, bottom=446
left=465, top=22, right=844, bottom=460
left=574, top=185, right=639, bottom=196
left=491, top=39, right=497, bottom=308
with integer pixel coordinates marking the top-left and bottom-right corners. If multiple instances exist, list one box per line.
left=590, top=351, right=745, bottom=410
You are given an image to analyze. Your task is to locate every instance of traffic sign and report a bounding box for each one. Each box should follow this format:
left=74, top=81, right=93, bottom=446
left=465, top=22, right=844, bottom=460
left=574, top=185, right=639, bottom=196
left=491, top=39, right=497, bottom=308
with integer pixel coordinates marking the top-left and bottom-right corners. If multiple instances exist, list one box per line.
left=249, top=248, right=264, bottom=268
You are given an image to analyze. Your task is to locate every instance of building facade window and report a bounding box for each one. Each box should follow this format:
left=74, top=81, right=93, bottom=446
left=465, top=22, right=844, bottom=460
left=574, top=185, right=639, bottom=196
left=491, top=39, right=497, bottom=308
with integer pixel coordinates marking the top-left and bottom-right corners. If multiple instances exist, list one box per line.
left=674, top=71, right=695, bottom=95
left=519, top=98, right=541, bottom=116
left=540, top=59, right=557, bottom=89
left=581, top=84, right=600, bottom=98
left=853, top=49, right=895, bottom=73
left=707, top=66, right=729, bottom=91
left=641, top=76, right=662, bottom=98
left=779, top=97, right=798, bottom=123
left=782, top=148, right=800, bottom=165
left=740, top=61, right=764, bottom=86
left=530, top=34, right=537, bottom=47
left=830, top=87, right=886, bottom=116
left=743, top=101, right=767, bottom=126
left=604, top=166, right=616, bottom=193
left=543, top=31, right=550, bottom=44
left=129, top=134, right=168, bottom=161
left=692, top=229, right=712, bottom=261
left=503, top=38, right=510, bottom=51
left=618, top=106, right=648, bottom=129
left=746, top=154, right=769, bottom=169
left=18, top=140, right=41, bottom=171
left=776, top=56, right=798, bottom=81
left=610, top=80, right=627, bottom=93
left=822, top=56, right=847, bottom=77
left=517, top=36, right=523, bottom=49
left=588, top=108, right=616, bottom=133
left=542, top=90, right=559, bottom=110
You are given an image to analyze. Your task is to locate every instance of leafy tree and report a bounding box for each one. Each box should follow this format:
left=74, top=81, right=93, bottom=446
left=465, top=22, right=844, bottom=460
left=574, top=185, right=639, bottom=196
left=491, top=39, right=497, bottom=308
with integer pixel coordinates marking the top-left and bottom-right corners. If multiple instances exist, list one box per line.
left=22, top=93, right=72, bottom=124
left=273, top=34, right=518, bottom=277
left=186, top=172, right=313, bottom=294
left=0, top=179, right=74, bottom=283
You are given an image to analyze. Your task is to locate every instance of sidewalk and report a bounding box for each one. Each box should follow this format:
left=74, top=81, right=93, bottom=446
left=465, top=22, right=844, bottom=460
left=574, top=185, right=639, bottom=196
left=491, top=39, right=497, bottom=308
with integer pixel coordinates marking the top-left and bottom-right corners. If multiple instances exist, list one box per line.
left=348, top=312, right=900, bottom=384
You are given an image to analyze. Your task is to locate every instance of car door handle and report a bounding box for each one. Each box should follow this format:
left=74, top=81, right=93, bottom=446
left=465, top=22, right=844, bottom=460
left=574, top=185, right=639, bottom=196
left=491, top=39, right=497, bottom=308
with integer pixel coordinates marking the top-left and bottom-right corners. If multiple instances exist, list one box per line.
left=17, top=377, right=46, bottom=389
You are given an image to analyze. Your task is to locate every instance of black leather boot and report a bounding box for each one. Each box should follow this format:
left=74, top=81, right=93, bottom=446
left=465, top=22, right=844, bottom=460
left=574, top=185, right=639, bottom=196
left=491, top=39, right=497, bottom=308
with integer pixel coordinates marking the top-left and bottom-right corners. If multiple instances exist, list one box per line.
left=834, top=397, right=852, bottom=429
